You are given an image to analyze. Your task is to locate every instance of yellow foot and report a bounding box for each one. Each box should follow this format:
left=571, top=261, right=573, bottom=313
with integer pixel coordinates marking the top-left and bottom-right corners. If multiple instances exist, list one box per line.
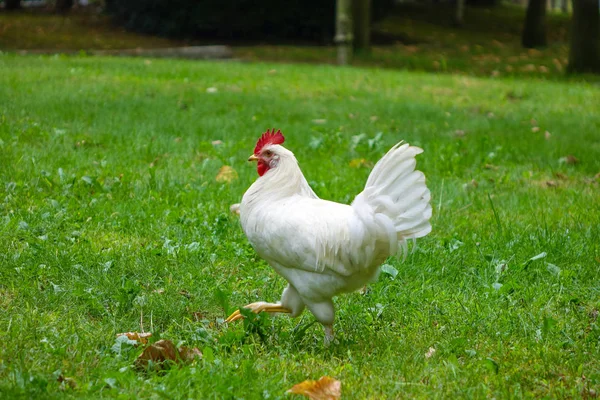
left=225, top=301, right=291, bottom=323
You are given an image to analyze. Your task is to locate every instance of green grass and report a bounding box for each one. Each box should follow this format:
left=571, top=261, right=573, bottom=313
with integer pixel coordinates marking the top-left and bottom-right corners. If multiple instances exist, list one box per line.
left=1, top=53, right=599, bottom=398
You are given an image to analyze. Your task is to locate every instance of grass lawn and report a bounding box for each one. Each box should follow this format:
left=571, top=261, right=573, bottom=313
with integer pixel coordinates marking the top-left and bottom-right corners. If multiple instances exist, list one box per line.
left=0, top=54, right=599, bottom=398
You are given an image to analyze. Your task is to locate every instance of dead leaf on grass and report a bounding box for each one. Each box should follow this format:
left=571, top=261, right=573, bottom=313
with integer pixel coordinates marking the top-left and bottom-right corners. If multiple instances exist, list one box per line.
left=559, top=155, right=579, bottom=165
left=531, top=127, right=540, bottom=132
left=425, top=347, right=437, bottom=359
left=545, top=131, right=551, bottom=140
left=216, top=165, right=238, bottom=183
left=116, top=332, right=152, bottom=345
left=230, top=203, right=241, bottom=215
left=57, top=374, right=77, bottom=390
left=287, top=376, right=341, bottom=400
left=521, top=64, right=537, bottom=72
left=546, top=180, right=558, bottom=187
left=554, top=172, right=568, bottom=180
left=135, top=339, right=201, bottom=370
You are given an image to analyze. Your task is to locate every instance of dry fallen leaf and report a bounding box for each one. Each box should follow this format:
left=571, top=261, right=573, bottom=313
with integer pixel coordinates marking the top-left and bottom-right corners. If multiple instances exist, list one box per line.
left=57, top=374, right=77, bottom=390
left=116, top=332, right=152, bottom=345
left=425, top=346, right=437, bottom=358
left=559, top=155, right=579, bottom=165
left=135, top=339, right=201, bottom=370
left=230, top=203, right=241, bottom=215
left=554, top=172, right=568, bottom=180
left=531, top=127, right=540, bottom=133
left=287, top=376, right=341, bottom=400
left=544, top=131, right=551, bottom=140
left=546, top=180, right=557, bottom=187
left=216, top=165, right=238, bottom=183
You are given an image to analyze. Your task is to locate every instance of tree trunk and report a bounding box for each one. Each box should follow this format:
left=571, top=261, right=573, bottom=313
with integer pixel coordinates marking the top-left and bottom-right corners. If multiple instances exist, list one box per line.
left=455, top=0, right=466, bottom=26
left=522, top=0, right=547, bottom=48
left=5, top=0, right=21, bottom=10
left=353, top=0, right=371, bottom=53
left=561, top=0, right=568, bottom=12
left=335, top=0, right=353, bottom=65
left=567, top=0, right=600, bottom=73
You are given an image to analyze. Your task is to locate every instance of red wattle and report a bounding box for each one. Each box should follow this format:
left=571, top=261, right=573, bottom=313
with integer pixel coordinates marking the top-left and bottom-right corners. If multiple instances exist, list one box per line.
left=257, top=161, right=269, bottom=176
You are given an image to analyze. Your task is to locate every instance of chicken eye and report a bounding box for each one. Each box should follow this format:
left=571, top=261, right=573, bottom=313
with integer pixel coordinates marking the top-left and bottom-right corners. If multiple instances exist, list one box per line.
left=264, top=150, right=273, bottom=157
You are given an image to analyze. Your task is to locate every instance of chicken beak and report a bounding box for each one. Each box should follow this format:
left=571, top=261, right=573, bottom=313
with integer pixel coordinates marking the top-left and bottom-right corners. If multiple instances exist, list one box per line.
left=248, top=154, right=259, bottom=162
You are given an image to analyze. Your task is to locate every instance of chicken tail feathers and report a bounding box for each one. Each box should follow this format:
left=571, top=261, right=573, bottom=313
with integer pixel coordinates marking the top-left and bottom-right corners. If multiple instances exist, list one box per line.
left=352, top=142, right=432, bottom=258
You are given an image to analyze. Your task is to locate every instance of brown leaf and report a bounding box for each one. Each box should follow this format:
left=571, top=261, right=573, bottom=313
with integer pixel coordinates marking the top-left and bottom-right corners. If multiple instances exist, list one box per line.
left=57, top=375, right=77, bottom=390
left=546, top=180, right=557, bottom=187
left=135, top=339, right=202, bottom=370
left=565, top=155, right=579, bottom=165
left=215, top=165, right=238, bottom=183
left=230, top=203, right=241, bottom=215
left=559, top=155, right=579, bottom=165
left=116, top=332, right=152, bottom=345
left=554, top=172, right=568, bottom=180
left=544, top=131, right=551, bottom=140
left=425, top=347, right=436, bottom=359
left=521, top=64, right=537, bottom=72
left=287, top=376, right=341, bottom=400
left=179, top=346, right=203, bottom=363
left=531, top=126, right=540, bottom=132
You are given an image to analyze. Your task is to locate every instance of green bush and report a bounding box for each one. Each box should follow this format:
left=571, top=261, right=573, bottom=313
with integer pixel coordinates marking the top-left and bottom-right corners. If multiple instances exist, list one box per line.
left=105, top=0, right=393, bottom=43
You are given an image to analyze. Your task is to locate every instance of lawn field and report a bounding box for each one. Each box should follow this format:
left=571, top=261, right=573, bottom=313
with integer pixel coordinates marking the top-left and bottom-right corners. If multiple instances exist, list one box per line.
left=0, top=54, right=599, bottom=398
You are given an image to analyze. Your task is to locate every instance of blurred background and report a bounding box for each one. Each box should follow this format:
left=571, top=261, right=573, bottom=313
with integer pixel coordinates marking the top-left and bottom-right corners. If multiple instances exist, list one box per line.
left=0, top=0, right=598, bottom=78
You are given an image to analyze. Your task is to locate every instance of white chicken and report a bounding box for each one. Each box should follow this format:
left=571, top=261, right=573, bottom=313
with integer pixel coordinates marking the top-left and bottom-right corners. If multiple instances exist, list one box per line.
left=226, top=129, right=432, bottom=343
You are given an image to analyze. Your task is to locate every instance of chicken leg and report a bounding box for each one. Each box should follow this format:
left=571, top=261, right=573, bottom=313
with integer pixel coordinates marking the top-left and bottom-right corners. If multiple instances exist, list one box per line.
left=225, top=301, right=291, bottom=323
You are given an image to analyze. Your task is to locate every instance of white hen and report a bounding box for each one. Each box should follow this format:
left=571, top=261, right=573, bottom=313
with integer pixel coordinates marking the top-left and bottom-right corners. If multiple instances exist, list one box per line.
left=226, top=129, right=432, bottom=343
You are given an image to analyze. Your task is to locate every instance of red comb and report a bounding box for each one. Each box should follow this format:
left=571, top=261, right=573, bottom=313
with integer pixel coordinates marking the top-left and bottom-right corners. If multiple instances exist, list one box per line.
left=254, top=129, right=285, bottom=154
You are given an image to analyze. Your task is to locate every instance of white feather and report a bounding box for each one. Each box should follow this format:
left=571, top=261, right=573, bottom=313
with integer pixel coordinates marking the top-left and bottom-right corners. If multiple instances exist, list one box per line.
left=239, top=141, right=432, bottom=327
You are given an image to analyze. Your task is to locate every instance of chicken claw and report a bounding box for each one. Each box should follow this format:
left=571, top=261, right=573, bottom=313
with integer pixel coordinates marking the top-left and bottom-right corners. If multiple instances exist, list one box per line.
left=225, top=302, right=291, bottom=323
